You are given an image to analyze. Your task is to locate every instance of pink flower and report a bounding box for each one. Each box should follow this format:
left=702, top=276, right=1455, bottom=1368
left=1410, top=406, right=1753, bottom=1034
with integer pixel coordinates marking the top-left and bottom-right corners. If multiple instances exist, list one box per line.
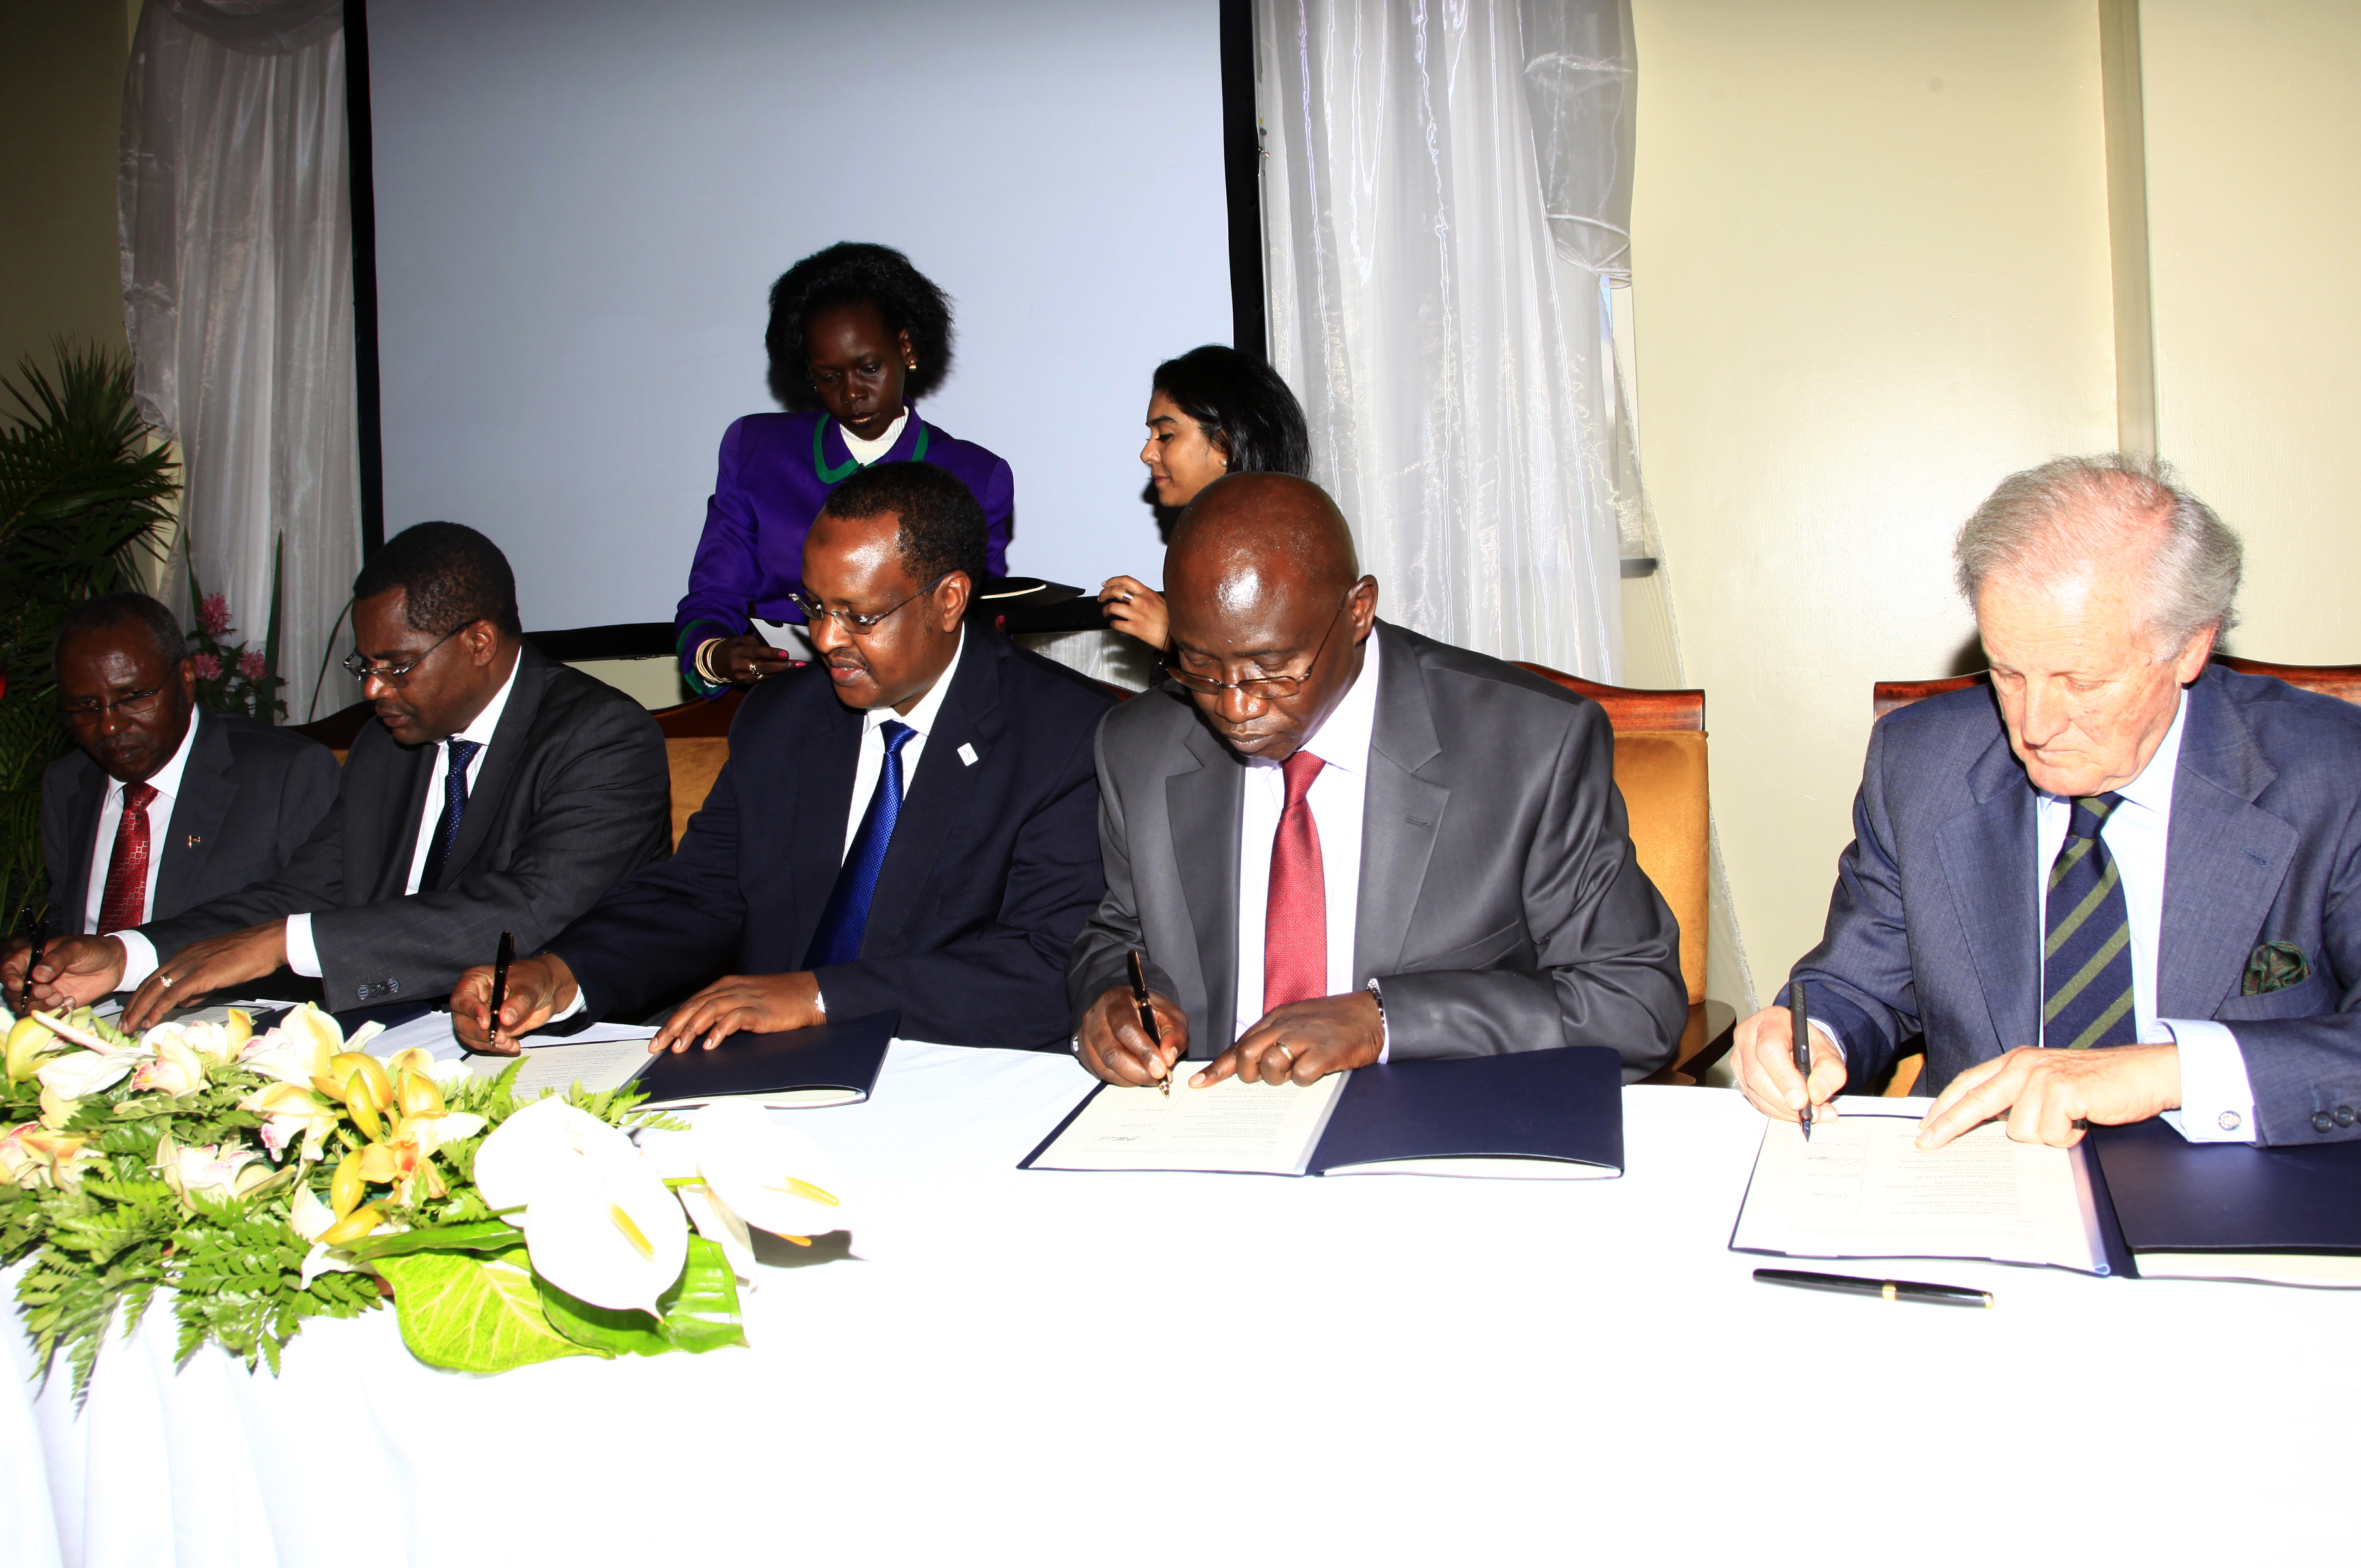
left=190, top=652, right=223, bottom=680
left=198, top=594, right=231, bottom=635
left=238, top=650, right=266, bottom=680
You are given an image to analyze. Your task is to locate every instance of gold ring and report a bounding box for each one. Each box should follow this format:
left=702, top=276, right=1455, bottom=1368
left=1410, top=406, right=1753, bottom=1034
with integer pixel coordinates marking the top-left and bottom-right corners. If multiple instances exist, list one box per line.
left=157, top=974, right=176, bottom=988
left=1272, top=1043, right=1293, bottom=1063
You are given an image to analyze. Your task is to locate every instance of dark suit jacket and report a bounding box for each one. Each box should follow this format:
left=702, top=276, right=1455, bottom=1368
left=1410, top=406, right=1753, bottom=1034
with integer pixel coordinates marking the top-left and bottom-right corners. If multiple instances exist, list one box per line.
left=1068, top=621, right=1687, bottom=1079
left=136, top=645, right=671, bottom=1011
left=552, top=627, right=1115, bottom=1049
left=41, top=712, right=339, bottom=937
left=1797, top=665, right=2361, bottom=1146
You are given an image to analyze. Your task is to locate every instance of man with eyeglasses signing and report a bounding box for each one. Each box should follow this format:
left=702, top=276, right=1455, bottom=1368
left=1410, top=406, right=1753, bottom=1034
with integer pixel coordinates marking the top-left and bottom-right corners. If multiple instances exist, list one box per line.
left=1071, top=473, right=1685, bottom=1088
left=4, top=594, right=338, bottom=1010
left=448, top=462, right=1115, bottom=1055
left=26, top=524, right=671, bottom=1029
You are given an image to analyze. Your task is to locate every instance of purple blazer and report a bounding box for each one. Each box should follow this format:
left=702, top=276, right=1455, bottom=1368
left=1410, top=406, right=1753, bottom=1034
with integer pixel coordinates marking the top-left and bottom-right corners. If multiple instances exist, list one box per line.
left=674, top=407, right=1013, bottom=691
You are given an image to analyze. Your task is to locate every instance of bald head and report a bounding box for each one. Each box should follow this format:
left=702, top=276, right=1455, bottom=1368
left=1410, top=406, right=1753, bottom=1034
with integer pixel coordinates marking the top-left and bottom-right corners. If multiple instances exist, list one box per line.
left=1162, top=473, right=1379, bottom=762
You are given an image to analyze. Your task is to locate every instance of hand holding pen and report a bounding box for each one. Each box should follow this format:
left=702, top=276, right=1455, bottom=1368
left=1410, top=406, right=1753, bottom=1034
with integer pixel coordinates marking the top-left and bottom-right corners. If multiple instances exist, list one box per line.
left=1077, top=954, right=1188, bottom=1088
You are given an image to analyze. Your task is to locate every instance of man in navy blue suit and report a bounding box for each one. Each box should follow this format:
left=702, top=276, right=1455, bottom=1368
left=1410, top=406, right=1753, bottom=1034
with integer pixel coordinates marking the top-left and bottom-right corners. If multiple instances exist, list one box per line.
left=1735, top=455, right=2361, bottom=1149
left=451, top=461, right=1115, bottom=1054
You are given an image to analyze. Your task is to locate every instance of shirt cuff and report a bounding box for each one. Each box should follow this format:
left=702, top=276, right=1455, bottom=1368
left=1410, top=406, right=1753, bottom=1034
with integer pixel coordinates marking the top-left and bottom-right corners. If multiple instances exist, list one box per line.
left=282, top=913, right=323, bottom=979
left=812, top=985, right=827, bottom=1020
left=548, top=988, right=587, bottom=1025
left=2161, top=1018, right=2257, bottom=1143
left=1806, top=1016, right=1847, bottom=1065
left=114, top=931, right=160, bottom=991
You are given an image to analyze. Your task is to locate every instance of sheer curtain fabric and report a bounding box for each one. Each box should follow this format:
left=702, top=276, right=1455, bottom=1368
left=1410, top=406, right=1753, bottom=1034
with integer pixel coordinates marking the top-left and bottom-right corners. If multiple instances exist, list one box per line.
left=120, top=0, right=361, bottom=721
left=1256, top=0, right=1632, bottom=680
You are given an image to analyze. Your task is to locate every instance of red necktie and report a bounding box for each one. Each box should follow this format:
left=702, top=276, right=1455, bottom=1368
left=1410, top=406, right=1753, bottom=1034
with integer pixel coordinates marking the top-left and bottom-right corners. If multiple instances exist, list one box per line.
left=1262, top=750, right=1328, bottom=1010
left=98, top=781, right=159, bottom=935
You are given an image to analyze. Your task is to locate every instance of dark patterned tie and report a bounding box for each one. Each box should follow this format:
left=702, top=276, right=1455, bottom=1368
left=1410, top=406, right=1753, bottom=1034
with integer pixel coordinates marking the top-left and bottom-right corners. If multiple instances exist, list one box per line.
left=1263, top=750, right=1329, bottom=1010
left=97, top=782, right=159, bottom=934
left=420, top=740, right=483, bottom=893
left=804, top=721, right=915, bottom=968
left=2043, top=792, right=2138, bottom=1051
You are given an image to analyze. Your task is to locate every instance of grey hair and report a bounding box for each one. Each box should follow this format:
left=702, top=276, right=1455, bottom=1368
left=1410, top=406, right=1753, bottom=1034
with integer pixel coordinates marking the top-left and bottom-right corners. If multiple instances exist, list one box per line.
left=1954, top=453, right=2242, bottom=654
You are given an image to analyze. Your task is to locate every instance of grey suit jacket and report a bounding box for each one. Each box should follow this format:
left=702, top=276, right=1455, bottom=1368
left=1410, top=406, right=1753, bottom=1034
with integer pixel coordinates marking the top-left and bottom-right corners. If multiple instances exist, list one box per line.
left=40, top=712, right=340, bottom=937
left=1069, top=620, right=1686, bottom=1078
left=136, top=645, right=672, bottom=1010
left=1796, top=665, right=2361, bottom=1146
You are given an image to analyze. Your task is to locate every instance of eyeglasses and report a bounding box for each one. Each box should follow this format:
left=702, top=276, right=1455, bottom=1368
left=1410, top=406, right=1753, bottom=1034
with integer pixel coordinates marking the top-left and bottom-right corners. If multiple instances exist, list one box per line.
left=61, top=685, right=166, bottom=724
left=785, top=574, right=951, bottom=635
left=341, top=623, right=464, bottom=687
left=1166, top=593, right=1353, bottom=702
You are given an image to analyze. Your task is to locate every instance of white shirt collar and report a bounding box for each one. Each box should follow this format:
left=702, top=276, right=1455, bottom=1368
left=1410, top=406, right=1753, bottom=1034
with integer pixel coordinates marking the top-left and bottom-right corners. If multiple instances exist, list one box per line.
left=1250, top=619, right=1382, bottom=774
left=118, top=708, right=202, bottom=806
left=2038, top=686, right=2187, bottom=815
left=863, top=623, right=964, bottom=738
left=449, top=648, right=522, bottom=751
left=840, top=407, right=911, bottom=465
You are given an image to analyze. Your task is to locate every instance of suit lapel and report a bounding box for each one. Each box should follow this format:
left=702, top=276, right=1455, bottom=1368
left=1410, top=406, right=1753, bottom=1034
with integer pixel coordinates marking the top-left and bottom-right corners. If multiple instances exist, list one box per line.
left=56, top=765, right=106, bottom=934
left=790, top=683, right=864, bottom=954
left=436, top=648, right=550, bottom=882
left=863, top=631, right=1000, bottom=950
left=152, top=715, right=236, bottom=917
left=2158, top=674, right=2295, bottom=1018
left=367, top=732, right=437, bottom=902
left=1934, top=730, right=2040, bottom=1052
left=1168, top=720, right=1243, bottom=1048
left=1355, top=623, right=1446, bottom=980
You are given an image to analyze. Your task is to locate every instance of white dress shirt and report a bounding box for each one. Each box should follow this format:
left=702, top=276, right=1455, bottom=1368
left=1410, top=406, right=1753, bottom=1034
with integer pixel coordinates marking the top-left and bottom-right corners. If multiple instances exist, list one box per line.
left=116, top=653, right=525, bottom=991
left=1231, top=628, right=1384, bottom=1055
left=1813, top=688, right=2258, bottom=1144
left=84, top=711, right=202, bottom=935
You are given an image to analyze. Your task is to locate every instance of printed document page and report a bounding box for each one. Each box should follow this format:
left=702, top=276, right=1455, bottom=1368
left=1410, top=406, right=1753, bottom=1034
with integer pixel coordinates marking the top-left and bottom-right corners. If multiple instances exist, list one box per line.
left=469, top=1029, right=658, bottom=1097
left=1732, top=1110, right=2104, bottom=1273
left=1028, top=1071, right=1351, bottom=1174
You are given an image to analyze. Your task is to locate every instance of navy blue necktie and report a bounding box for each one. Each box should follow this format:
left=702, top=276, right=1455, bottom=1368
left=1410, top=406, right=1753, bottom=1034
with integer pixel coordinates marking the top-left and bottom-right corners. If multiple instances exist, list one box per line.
left=2043, top=792, right=2139, bottom=1051
left=804, top=721, right=915, bottom=968
left=421, top=739, right=483, bottom=892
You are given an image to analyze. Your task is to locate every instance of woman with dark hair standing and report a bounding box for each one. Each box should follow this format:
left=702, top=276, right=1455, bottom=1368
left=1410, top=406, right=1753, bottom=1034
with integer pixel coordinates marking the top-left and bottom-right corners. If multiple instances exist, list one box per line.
left=1099, top=345, right=1310, bottom=650
left=674, top=242, right=1013, bottom=693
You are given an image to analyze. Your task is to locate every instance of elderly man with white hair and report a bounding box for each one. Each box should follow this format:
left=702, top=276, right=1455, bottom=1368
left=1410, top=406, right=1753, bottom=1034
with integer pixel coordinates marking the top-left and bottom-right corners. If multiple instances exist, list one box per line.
left=1734, top=454, right=2361, bottom=1148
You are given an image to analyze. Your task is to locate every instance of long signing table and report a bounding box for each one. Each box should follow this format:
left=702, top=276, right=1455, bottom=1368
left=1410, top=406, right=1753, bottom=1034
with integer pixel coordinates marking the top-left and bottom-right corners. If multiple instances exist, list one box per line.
left=7, top=1042, right=2348, bottom=1566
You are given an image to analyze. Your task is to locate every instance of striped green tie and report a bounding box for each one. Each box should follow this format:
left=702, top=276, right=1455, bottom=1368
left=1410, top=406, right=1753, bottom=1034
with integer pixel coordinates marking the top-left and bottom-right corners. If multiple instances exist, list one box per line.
left=2042, top=793, right=2138, bottom=1051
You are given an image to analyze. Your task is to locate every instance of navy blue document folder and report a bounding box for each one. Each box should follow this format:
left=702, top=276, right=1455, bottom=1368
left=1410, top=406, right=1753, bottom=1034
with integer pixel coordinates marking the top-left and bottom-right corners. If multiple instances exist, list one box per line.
left=1308, top=1044, right=1624, bottom=1177
left=2091, top=1118, right=2361, bottom=1283
left=633, top=1009, right=897, bottom=1109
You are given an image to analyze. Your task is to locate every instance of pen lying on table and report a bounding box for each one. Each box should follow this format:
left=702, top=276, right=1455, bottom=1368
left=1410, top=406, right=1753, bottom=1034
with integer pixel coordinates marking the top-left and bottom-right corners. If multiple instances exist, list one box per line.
left=1753, top=1268, right=1993, bottom=1308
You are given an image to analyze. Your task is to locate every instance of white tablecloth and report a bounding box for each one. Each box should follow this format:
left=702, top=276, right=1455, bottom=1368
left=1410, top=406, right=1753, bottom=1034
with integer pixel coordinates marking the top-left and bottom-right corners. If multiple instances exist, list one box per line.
left=7, top=1043, right=2348, bottom=1567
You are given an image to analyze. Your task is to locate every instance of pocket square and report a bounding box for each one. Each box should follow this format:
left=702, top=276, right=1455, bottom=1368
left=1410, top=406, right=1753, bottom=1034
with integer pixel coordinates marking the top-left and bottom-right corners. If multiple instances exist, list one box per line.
left=2242, top=940, right=2310, bottom=996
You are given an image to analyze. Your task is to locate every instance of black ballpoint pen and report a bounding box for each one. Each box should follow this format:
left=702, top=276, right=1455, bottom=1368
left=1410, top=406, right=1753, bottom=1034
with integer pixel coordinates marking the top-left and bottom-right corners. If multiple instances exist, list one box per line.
left=1754, top=1268, right=1993, bottom=1308
left=14, top=932, right=44, bottom=1016
left=485, top=930, right=514, bottom=1053
left=1126, top=949, right=1167, bottom=1096
left=1789, top=975, right=1813, bottom=1140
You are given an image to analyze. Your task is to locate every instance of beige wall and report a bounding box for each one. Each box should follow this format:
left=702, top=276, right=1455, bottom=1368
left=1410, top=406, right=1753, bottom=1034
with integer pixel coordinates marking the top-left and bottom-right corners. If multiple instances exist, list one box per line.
left=0, top=0, right=133, bottom=383
left=1626, top=0, right=2122, bottom=996
left=2143, top=0, right=2361, bottom=665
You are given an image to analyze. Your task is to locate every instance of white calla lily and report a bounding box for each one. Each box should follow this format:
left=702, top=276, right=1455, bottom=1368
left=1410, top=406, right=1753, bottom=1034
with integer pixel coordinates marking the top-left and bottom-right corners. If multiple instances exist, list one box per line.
left=37, top=1047, right=143, bottom=1099
left=471, top=1095, right=639, bottom=1215
left=689, top=1100, right=848, bottom=1243
left=471, top=1095, right=686, bottom=1313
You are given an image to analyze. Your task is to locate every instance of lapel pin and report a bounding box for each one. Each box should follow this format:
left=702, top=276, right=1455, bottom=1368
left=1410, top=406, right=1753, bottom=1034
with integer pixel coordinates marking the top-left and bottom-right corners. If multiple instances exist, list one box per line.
left=958, top=743, right=979, bottom=767
left=185, top=834, right=202, bottom=847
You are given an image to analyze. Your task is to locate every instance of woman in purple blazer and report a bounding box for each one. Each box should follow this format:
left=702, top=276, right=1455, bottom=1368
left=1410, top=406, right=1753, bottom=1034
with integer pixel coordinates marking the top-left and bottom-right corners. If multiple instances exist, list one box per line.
left=675, top=242, right=1013, bottom=694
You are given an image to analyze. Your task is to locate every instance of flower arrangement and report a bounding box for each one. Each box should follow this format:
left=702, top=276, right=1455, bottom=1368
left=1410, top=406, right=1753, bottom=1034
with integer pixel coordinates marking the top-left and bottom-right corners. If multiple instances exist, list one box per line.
left=0, top=1001, right=847, bottom=1393
left=185, top=585, right=286, bottom=722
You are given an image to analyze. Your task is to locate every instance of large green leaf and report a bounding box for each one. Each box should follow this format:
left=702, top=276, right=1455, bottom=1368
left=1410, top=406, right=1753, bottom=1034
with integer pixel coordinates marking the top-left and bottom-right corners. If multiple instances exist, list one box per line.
left=376, top=1246, right=599, bottom=1373
left=535, top=1234, right=747, bottom=1357
left=341, top=1218, right=527, bottom=1261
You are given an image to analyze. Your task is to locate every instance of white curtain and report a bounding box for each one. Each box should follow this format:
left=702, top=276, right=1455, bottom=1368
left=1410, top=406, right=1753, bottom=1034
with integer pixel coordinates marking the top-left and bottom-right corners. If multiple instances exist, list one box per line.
left=120, top=0, right=362, bottom=722
left=1257, top=0, right=1632, bottom=680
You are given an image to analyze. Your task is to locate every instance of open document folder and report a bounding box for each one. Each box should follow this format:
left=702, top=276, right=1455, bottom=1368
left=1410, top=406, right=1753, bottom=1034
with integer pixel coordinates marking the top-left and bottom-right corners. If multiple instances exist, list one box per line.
left=1729, top=1100, right=2118, bottom=1276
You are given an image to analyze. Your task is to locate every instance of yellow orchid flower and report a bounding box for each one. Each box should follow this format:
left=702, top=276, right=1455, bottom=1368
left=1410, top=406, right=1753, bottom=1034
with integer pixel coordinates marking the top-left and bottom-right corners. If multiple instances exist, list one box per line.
left=129, top=1032, right=208, bottom=1097
left=6, top=1014, right=67, bottom=1084
left=155, top=1133, right=278, bottom=1206
left=244, top=1080, right=343, bottom=1163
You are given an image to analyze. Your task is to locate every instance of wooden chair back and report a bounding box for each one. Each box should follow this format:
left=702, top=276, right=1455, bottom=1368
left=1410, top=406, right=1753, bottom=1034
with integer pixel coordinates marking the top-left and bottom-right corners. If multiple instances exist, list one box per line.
left=1873, top=656, right=2361, bottom=721
left=652, top=689, right=746, bottom=848
left=1512, top=664, right=1709, bottom=1007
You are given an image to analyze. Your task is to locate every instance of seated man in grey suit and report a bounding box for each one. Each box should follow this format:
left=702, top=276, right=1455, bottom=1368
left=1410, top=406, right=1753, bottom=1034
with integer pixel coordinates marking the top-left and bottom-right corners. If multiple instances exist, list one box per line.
left=3, top=593, right=337, bottom=1006
left=1734, top=455, right=2361, bottom=1148
left=27, top=523, right=672, bottom=1029
left=1071, top=472, right=1685, bottom=1088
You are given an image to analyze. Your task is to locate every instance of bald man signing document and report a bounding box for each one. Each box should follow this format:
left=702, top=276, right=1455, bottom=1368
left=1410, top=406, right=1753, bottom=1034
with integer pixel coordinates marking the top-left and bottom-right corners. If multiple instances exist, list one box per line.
left=1070, top=473, right=1684, bottom=1088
